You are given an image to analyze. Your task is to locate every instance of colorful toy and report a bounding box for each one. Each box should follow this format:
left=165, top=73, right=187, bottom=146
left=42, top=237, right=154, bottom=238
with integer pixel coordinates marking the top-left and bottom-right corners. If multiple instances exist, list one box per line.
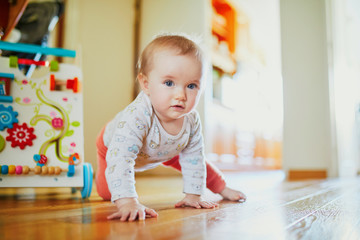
left=0, top=72, right=14, bottom=102
left=0, top=41, right=76, bottom=58
left=0, top=164, right=71, bottom=175
left=9, top=56, right=59, bottom=71
left=6, top=122, right=36, bottom=149
left=0, top=104, right=18, bottom=130
left=49, top=74, right=79, bottom=93
left=0, top=42, right=92, bottom=198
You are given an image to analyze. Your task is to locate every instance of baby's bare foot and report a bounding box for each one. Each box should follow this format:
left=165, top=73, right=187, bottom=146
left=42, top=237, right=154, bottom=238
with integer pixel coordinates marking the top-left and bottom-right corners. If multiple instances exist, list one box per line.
left=220, top=187, right=247, bottom=202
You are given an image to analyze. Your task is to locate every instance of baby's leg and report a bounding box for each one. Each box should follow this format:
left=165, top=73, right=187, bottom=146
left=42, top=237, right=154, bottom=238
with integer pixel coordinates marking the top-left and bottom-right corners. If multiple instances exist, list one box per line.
left=206, top=161, right=246, bottom=201
left=95, top=127, right=111, bottom=201
left=162, top=156, right=246, bottom=201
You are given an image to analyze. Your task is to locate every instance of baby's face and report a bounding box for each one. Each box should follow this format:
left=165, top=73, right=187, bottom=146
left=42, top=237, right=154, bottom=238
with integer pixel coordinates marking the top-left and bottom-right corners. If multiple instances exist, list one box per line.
left=144, top=50, right=203, bottom=124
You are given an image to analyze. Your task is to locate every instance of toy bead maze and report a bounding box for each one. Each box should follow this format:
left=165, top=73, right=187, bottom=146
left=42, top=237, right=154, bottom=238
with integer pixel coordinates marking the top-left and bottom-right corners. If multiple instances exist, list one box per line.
left=0, top=42, right=93, bottom=198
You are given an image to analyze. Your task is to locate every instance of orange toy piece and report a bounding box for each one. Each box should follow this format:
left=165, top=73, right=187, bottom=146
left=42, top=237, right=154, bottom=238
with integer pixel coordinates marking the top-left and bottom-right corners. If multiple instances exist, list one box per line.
left=49, top=74, right=56, bottom=91
left=66, top=77, right=78, bottom=93
left=55, top=166, right=61, bottom=175
left=34, top=166, right=41, bottom=174
left=69, top=153, right=80, bottom=165
left=48, top=166, right=55, bottom=174
left=49, top=74, right=79, bottom=93
left=23, top=166, right=30, bottom=174
left=8, top=165, right=16, bottom=174
left=41, top=166, right=48, bottom=175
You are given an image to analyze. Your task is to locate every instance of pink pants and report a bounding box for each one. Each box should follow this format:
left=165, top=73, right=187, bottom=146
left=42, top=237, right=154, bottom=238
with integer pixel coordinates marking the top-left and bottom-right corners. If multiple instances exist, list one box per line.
left=95, top=127, right=226, bottom=200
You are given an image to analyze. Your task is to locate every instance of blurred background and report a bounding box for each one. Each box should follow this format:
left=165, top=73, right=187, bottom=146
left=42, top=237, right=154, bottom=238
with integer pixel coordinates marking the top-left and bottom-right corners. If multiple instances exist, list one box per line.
left=2, top=0, right=360, bottom=180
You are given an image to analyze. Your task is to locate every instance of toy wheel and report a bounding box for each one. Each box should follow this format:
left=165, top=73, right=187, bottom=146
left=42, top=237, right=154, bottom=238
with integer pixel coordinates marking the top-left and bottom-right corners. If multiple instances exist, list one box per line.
left=81, top=163, right=93, bottom=199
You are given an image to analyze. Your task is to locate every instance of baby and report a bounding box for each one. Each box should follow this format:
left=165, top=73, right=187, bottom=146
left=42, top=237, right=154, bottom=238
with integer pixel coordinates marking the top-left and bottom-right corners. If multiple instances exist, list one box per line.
left=95, top=33, right=246, bottom=221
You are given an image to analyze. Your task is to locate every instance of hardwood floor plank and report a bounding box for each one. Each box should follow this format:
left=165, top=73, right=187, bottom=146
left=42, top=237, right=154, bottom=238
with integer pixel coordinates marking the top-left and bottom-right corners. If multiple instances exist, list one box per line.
left=286, top=178, right=360, bottom=239
left=1, top=174, right=360, bottom=240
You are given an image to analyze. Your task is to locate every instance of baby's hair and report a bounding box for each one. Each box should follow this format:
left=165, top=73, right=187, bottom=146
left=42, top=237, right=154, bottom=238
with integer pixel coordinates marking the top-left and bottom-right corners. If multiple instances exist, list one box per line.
left=137, top=33, right=204, bottom=76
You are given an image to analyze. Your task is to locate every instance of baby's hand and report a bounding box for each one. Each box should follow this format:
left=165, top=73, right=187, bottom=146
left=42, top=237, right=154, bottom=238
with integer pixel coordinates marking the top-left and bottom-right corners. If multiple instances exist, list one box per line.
left=175, top=194, right=219, bottom=209
left=108, top=198, right=158, bottom=221
left=220, top=187, right=247, bottom=202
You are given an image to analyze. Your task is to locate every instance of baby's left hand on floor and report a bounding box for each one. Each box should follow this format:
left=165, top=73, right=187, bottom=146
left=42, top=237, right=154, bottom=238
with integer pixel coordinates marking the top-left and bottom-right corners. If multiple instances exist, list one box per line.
left=175, top=194, right=219, bottom=209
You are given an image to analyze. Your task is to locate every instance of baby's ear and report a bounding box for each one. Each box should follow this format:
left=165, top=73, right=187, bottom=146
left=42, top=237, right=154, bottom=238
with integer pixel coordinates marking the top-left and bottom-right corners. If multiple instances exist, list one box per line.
left=138, top=73, right=150, bottom=95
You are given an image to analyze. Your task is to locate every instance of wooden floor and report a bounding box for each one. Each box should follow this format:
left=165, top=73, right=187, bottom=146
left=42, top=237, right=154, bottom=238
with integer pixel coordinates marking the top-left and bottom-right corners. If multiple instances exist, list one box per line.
left=1, top=171, right=360, bottom=240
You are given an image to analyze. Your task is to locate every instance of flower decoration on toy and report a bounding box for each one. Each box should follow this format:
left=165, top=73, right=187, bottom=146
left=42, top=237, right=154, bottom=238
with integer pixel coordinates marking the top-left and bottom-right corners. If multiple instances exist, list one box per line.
left=0, top=104, right=19, bottom=131
left=6, top=122, right=36, bottom=149
left=33, top=154, right=48, bottom=166
left=52, top=117, right=64, bottom=129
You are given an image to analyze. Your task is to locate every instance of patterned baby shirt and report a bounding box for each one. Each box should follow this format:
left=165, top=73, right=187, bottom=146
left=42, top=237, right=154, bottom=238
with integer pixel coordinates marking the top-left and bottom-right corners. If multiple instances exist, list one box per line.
left=103, top=91, right=206, bottom=202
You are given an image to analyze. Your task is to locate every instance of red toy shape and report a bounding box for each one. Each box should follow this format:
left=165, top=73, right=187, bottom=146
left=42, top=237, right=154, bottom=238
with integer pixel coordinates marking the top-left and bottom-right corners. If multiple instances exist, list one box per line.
left=6, top=122, right=36, bottom=149
left=52, top=117, right=64, bottom=129
left=39, top=154, right=48, bottom=165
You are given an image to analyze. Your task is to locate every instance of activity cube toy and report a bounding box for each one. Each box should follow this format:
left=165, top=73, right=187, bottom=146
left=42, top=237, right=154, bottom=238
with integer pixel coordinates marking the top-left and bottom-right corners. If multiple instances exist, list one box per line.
left=0, top=42, right=93, bottom=198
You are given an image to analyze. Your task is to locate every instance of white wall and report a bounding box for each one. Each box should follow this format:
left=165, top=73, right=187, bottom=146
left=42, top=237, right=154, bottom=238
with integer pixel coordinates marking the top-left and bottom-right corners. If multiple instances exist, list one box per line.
left=64, top=0, right=135, bottom=170
left=280, top=0, right=334, bottom=175
left=140, top=0, right=210, bottom=48
left=327, top=0, right=360, bottom=177
left=140, top=0, right=211, bottom=123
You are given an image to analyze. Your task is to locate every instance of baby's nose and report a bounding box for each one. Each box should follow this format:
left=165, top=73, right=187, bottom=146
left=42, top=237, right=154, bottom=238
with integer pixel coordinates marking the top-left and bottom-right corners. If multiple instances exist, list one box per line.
left=175, top=88, right=186, bottom=100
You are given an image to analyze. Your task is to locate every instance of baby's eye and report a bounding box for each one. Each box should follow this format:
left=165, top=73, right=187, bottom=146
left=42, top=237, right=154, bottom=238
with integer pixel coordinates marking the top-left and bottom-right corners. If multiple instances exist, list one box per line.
left=164, top=80, right=174, bottom=87
left=187, top=83, right=197, bottom=89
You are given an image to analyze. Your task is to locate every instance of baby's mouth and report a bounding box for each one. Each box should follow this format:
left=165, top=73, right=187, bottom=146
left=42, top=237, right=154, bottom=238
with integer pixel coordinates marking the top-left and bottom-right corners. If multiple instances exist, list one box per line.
left=171, top=104, right=185, bottom=109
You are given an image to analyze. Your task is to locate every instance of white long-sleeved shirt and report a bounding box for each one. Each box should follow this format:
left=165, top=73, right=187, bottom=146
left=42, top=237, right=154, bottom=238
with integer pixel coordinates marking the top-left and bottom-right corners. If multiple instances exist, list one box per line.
left=103, top=91, right=206, bottom=202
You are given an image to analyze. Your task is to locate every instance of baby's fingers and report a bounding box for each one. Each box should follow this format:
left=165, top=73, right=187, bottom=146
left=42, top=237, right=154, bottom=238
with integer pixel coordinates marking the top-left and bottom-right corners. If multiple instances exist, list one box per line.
left=175, top=200, right=185, bottom=208
left=199, top=201, right=218, bottom=209
left=129, top=210, right=139, bottom=221
left=194, top=202, right=201, bottom=208
left=145, top=208, right=158, bottom=218
left=107, top=211, right=124, bottom=220
left=107, top=210, right=132, bottom=221
left=175, top=200, right=193, bottom=208
left=175, top=200, right=201, bottom=209
left=120, top=211, right=131, bottom=222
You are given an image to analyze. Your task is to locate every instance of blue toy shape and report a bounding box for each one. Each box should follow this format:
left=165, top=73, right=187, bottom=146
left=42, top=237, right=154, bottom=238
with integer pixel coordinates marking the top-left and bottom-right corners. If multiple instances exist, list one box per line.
left=0, top=104, right=18, bottom=130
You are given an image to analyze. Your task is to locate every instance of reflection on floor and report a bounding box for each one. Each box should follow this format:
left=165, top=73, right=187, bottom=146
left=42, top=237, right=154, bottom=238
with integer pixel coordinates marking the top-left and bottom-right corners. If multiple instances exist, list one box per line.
left=1, top=171, right=360, bottom=240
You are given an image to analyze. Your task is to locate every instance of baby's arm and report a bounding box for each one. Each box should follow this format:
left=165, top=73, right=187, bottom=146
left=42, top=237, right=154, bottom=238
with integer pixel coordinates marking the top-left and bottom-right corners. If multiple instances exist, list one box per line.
left=108, top=198, right=158, bottom=221
left=105, top=102, right=155, bottom=221
left=175, top=194, right=218, bottom=209
left=176, top=112, right=216, bottom=208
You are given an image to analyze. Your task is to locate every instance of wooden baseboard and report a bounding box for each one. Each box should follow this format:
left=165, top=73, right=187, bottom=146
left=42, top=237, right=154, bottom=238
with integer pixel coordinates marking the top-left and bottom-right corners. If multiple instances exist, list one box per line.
left=288, top=169, right=327, bottom=180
